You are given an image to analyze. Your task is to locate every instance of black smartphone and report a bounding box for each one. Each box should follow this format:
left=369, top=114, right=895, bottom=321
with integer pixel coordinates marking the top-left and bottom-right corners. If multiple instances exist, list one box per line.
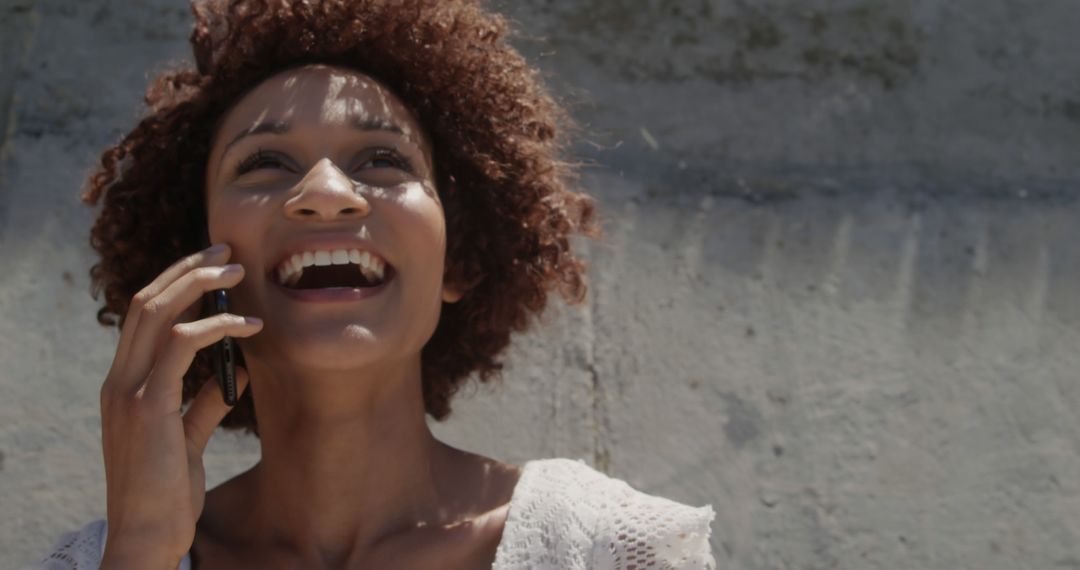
left=209, top=288, right=239, bottom=406
left=202, top=229, right=238, bottom=406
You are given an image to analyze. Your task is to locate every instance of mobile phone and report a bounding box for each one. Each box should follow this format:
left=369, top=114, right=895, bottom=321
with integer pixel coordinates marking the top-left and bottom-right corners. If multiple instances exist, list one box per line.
left=201, top=226, right=238, bottom=406
left=210, top=288, right=239, bottom=406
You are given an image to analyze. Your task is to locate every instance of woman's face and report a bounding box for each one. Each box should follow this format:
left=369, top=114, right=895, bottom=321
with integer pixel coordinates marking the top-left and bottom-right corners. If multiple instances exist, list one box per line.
left=205, top=63, right=458, bottom=374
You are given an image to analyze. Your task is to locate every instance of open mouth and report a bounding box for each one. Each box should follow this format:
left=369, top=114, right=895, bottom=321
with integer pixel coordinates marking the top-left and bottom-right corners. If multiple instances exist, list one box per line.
left=274, top=248, right=392, bottom=290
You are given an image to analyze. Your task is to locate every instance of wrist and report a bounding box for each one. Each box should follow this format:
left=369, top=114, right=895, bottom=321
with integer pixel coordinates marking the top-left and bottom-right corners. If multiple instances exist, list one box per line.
left=101, top=538, right=184, bottom=570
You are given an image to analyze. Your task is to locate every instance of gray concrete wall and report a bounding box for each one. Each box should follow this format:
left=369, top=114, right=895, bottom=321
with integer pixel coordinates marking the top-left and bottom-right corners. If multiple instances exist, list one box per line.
left=2, top=0, right=1078, bottom=568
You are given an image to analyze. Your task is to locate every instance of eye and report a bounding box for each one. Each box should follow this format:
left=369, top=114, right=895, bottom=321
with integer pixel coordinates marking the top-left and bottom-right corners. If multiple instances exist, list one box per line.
left=357, top=148, right=415, bottom=173
left=236, top=148, right=288, bottom=175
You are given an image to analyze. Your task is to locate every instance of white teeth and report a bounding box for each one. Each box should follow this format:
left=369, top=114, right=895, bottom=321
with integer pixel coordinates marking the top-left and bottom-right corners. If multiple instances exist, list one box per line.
left=359, top=265, right=375, bottom=282
left=286, top=267, right=302, bottom=286
left=277, top=262, right=299, bottom=286
left=370, top=256, right=385, bottom=280
left=356, top=251, right=386, bottom=282
left=275, top=247, right=389, bottom=286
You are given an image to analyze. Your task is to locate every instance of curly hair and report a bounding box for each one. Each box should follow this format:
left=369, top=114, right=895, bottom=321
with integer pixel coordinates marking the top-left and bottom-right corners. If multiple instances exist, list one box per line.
left=83, top=0, right=597, bottom=435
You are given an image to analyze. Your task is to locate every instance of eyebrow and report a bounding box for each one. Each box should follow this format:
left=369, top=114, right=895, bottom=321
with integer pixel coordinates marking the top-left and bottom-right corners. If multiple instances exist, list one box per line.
left=221, top=116, right=408, bottom=156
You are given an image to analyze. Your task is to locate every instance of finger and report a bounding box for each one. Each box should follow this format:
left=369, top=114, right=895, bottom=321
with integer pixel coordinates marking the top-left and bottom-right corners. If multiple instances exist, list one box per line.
left=139, top=313, right=262, bottom=412
left=182, top=367, right=251, bottom=455
left=110, top=244, right=232, bottom=379
left=120, top=263, right=246, bottom=391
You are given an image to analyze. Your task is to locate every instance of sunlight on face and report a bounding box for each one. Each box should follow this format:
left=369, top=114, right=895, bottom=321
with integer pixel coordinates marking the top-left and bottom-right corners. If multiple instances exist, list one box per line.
left=203, top=64, right=458, bottom=379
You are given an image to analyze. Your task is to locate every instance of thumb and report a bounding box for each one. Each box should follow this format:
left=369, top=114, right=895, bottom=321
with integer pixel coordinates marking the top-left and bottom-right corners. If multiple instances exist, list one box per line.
left=182, top=367, right=251, bottom=455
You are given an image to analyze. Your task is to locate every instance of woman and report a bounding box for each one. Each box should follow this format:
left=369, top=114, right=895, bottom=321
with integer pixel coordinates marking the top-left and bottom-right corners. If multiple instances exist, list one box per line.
left=30, top=1, right=716, bottom=568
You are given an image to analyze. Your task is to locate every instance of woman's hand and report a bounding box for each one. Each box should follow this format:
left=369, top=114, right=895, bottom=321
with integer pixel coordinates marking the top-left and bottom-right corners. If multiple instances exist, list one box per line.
left=98, top=243, right=262, bottom=567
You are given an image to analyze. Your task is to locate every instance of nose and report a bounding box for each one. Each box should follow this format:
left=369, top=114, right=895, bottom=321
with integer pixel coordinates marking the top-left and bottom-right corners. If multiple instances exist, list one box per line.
left=284, top=158, right=371, bottom=221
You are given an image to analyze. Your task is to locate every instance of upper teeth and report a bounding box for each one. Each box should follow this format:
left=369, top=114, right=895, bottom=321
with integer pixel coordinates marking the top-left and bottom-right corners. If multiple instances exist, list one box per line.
left=276, top=248, right=386, bottom=286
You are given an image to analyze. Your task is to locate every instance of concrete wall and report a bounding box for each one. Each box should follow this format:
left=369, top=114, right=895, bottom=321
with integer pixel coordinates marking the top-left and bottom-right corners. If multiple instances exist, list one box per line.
left=2, top=0, right=1078, bottom=568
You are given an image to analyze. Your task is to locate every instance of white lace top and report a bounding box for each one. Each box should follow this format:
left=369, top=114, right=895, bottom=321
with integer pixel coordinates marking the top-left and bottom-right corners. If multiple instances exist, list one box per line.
left=25, top=457, right=717, bottom=569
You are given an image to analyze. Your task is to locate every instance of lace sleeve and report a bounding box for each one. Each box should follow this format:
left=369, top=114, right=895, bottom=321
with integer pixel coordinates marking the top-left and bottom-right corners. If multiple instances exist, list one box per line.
left=21, top=519, right=192, bottom=570
left=651, top=504, right=717, bottom=570
left=591, top=490, right=718, bottom=570
left=20, top=519, right=107, bottom=570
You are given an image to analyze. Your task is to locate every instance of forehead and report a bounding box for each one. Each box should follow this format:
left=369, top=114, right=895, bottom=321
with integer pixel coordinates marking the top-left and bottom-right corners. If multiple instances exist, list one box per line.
left=212, top=63, right=429, bottom=150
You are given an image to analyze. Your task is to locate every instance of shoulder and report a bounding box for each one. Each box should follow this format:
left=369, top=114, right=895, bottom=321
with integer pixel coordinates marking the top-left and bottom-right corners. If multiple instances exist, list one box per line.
left=580, top=464, right=717, bottom=570
left=502, top=458, right=717, bottom=570
left=22, top=519, right=107, bottom=569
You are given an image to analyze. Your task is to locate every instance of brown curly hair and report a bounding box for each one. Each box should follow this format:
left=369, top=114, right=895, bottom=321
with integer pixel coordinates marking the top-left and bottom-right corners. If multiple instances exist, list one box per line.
left=83, top=0, right=597, bottom=435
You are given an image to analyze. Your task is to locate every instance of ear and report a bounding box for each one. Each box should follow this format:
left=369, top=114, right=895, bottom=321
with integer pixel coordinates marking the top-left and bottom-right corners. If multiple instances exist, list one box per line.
left=441, top=281, right=465, bottom=303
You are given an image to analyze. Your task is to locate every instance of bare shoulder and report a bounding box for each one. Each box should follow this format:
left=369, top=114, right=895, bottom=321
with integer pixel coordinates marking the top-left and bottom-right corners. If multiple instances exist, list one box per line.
left=437, top=443, right=524, bottom=514
left=403, top=444, right=525, bottom=568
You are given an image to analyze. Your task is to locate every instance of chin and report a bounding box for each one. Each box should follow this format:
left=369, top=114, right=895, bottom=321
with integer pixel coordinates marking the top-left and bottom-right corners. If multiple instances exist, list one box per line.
left=242, top=321, right=400, bottom=374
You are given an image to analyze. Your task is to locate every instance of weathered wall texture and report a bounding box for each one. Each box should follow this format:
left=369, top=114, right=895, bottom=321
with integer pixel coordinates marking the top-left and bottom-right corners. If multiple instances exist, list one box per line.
left=2, top=0, right=1078, bottom=568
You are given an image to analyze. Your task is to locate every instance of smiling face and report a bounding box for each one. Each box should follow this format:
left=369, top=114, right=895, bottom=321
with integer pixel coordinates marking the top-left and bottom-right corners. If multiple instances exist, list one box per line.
left=205, top=63, right=460, bottom=375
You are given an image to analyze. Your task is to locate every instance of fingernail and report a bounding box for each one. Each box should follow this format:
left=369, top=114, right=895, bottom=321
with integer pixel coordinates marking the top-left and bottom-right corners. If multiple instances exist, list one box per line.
left=244, top=316, right=263, bottom=326
left=222, top=263, right=243, bottom=274
left=207, top=243, right=228, bottom=254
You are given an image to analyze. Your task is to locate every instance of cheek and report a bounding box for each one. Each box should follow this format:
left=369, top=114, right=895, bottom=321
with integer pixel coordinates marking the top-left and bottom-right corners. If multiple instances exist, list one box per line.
left=206, top=193, right=274, bottom=313
left=206, top=192, right=272, bottom=244
left=393, top=182, right=447, bottom=260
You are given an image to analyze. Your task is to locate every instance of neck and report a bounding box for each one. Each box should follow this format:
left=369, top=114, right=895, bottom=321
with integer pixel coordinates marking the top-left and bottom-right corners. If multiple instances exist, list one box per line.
left=232, top=355, right=455, bottom=566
